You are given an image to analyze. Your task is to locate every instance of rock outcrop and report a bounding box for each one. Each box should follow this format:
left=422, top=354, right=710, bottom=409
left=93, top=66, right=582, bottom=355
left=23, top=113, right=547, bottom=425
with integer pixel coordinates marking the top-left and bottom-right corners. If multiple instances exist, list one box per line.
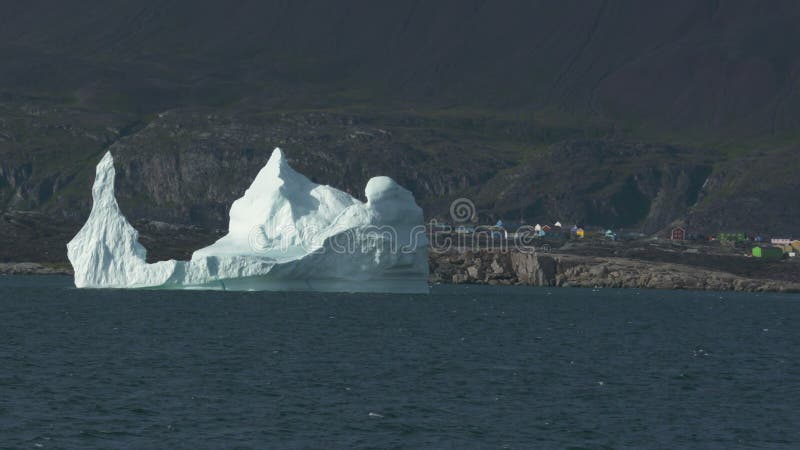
left=0, top=262, right=72, bottom=275
left=430, top=250, right=800, bottom=293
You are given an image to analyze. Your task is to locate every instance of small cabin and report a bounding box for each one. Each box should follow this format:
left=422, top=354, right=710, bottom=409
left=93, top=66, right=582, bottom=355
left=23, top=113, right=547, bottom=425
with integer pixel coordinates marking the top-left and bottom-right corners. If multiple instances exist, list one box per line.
left=752, top=246, right=783, bottom=259
left=671, top=227, right=686, bottom=241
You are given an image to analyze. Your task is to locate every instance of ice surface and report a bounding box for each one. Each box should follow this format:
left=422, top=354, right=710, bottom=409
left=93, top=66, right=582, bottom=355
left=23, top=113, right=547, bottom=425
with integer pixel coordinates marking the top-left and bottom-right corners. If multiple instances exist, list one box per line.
left=67, top=148, right=429, bottom=293
left=66, top=152, right=178, bottom=288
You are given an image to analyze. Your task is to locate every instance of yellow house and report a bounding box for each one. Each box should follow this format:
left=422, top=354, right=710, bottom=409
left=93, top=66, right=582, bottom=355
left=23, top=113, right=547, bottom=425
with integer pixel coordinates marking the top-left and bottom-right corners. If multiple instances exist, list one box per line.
left=576, top=227, right=585, bottom=238
left=792, top=241, right=800, bottom=252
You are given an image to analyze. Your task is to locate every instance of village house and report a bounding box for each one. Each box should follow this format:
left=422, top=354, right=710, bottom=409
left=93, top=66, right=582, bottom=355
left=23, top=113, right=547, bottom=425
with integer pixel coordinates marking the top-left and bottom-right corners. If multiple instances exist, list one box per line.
left=753, top=246, right=784, bottom=259
left=670, top=227, right=686, bottom=241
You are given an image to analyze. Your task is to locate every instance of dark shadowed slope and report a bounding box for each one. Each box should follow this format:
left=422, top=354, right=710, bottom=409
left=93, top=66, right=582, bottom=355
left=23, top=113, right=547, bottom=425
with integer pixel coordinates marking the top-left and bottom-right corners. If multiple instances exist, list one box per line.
left=1, top=0, right=799, bottom=263
left=2, top=0, right=800, bottom=136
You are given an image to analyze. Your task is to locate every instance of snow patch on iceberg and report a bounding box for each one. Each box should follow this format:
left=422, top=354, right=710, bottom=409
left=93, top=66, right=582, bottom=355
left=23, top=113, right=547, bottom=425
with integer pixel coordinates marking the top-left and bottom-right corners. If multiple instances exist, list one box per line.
left=67, top=148, right=429, bottom=293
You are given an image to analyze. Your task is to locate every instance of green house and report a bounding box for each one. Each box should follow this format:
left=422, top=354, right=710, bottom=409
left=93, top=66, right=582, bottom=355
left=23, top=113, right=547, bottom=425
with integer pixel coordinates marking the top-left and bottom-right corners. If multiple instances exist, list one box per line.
left=752, top=246, right=783, bottom=259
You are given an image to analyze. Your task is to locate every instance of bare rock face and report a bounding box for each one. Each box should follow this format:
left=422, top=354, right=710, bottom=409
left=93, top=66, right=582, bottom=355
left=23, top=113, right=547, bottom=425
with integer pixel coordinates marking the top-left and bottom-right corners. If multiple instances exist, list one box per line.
left=432, top=250, right=558, bottom=286
left=476, top=141, right=714, bottom=234
left=451, top=273, right=468, bottom=284
left=0, top=262, right=72, bottom=275
left=466, top=265, right=482, bottom=280
left=510, top=252, right=556, bottom=286
left=429, top=249, right=800, bottom=293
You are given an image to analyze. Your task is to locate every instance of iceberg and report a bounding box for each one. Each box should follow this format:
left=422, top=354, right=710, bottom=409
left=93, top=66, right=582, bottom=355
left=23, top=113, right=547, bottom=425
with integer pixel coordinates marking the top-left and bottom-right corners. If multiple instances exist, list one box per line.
left=67, top=148, right=429, bottom=293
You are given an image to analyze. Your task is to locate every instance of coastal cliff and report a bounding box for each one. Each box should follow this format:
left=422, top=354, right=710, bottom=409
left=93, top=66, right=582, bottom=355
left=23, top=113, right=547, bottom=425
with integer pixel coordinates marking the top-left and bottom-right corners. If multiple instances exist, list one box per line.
left=430, top=249, right=800, bottom=293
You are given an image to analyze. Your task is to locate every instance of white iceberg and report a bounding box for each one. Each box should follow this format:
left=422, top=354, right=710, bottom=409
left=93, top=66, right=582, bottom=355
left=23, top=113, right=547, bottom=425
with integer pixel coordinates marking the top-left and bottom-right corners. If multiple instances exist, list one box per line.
left=67, top=148, right=429, bottom=293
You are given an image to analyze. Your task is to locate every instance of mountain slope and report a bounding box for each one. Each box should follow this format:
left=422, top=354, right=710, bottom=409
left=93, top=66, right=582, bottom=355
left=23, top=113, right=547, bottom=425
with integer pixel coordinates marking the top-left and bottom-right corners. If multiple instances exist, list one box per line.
left=2, top=0, right=800, bottom=136
left=1, top=1, right=800, bottom=262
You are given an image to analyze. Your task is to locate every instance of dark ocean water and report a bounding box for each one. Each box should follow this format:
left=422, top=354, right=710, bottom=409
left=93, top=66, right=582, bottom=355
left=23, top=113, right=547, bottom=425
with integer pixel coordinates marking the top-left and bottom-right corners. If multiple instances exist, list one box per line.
left=1, top=276, right=799, bottom=449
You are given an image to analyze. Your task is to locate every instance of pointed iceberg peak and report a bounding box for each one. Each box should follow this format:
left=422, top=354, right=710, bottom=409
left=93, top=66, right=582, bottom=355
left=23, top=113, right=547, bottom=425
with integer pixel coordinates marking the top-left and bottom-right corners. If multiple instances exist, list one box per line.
left=99, top=150, right=114, bottom=166
left=248, top=147, right=304, bottom=190
left=269, top=147, right=285, bottom=163
left=264, top=147, right=292, bottom=174
left=92, top=151, right=118, bottom=208
left=95, top=151, right=115, bottom=179
left=68, top=150, right=177, bottom=288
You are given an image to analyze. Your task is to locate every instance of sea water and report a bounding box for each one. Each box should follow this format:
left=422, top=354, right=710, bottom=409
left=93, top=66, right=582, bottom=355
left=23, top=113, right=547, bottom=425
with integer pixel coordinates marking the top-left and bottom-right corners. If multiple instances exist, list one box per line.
left=1, top=276, right=799, bottom=448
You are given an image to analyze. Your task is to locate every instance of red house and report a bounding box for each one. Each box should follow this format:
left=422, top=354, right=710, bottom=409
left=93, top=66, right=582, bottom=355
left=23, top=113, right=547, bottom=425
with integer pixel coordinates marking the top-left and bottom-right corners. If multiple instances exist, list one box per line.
left=671, top=227, right=686, bottom=241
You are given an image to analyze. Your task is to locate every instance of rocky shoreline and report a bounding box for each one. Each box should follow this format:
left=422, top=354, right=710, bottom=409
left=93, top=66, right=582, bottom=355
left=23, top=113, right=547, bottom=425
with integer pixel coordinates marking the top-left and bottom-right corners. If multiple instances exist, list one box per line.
left=0, top=262, right=73, bottom=276
left=4, top=248, right=800, bottom=293
left=429, top=249, right=800, bottom=293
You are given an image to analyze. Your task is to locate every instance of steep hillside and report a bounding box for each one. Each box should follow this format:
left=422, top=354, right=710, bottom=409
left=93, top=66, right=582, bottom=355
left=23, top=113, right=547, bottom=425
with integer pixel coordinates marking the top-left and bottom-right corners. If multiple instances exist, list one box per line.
left=2, top=1, right=800, bottom=136
left=475, top=141, right=715, bottom=233
left=1, top=1, right=799, bottom=262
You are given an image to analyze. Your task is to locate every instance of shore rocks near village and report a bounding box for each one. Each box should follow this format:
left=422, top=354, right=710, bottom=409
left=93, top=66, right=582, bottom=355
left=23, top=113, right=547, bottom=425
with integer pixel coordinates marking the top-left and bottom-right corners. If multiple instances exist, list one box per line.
left=429, top=249, right=800, bottom=293
left=5, top=247, right=799, bottom=293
